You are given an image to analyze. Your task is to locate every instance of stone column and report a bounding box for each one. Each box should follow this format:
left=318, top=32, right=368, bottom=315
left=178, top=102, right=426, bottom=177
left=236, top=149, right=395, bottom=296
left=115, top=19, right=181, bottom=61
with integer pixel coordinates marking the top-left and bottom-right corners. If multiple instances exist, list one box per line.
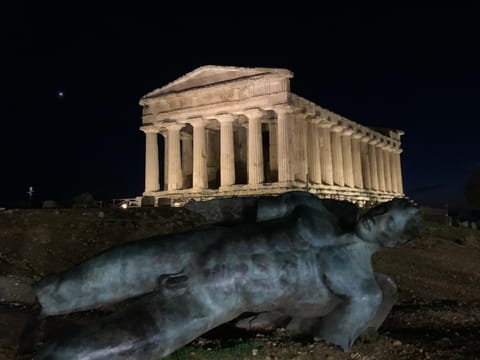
left=382, top=143, right=392, bottom=192
left=360, top=135, right=371, bottom=190
left=308, top=119, right=321, bottom=184
left=217, top=114, right=236, bottom=187
left=300, top=115, right=309, bottom=182
left=368, top=138, right=379, bottom=190
left=159, top=130, right=168, bottom=191
left=142, top=126, right=160, bottom=193
left=167, top=123, right=183, bottom=191
left=330, top=124, right=345, bottom=187
left=390, top=147, right=398, bottom=194
left=275, top=106, right=293, bottom=183
left=352, top=133, right=363, bottom=189
left=318, top=121, right=334, bottom=185
left=269, top=122, right=278, bottom=179
left=244, top=108, right=264, bottom=185
left=291, top=113, right=307, bottom=182
left=376, top=141, right=386, bottom=192
left=181, top=133, right=193, bottom=189
left=341, top=128, right=354, bottom=188
left=394, top=149, right=404, bottom=194
left=192, top=119, right=208, bottom=190
left=292, top=114, right=301, bottom=181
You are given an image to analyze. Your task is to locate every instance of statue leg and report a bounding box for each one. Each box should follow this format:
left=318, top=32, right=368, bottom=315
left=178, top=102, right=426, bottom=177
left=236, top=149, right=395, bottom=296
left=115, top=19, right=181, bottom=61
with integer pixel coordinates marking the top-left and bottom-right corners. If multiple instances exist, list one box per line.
left=366, top=273, right=398, bottom=331
left=32, top=233, right=210, bottom=317
left=32, top=247, right=176, bottom=316
left=35, top=289, right=243, bottom=360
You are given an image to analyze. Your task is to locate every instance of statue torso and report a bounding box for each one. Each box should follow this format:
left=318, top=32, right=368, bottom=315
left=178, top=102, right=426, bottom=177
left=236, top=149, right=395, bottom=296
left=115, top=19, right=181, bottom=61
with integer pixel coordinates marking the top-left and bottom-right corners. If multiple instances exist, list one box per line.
left=189, top=208, right=374, bottom=317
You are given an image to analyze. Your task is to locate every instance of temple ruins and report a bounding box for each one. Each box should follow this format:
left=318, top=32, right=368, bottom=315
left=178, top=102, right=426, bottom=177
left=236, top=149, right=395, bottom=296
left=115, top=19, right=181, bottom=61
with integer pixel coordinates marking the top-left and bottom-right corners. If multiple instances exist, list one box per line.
left=139, top=66, right=405, bottom=207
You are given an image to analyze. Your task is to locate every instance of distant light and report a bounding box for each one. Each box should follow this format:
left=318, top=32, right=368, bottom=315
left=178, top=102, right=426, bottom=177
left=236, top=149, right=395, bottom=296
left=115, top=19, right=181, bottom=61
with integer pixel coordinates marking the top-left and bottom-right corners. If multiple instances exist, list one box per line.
left=56, top=91, right=65, bottom=99
left=120, top=203, right=128, bottom=209
left=172, top=200, right=183, bottom=207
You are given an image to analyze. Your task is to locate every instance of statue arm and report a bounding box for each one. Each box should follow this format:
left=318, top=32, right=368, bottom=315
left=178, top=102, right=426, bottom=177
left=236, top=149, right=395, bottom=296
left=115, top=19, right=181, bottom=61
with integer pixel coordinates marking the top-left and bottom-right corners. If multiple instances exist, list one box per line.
left=34, top=287, right=244, bottom=359
left=256, top=191, right=332, bottom=222
left=313, top=268, right=382, bottom=351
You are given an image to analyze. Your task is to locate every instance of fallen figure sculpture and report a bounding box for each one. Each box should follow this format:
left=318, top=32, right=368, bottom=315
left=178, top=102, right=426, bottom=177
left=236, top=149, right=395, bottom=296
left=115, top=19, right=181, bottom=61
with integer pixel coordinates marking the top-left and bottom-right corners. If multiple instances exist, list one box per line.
left=33, top=192, right=421, bottom=359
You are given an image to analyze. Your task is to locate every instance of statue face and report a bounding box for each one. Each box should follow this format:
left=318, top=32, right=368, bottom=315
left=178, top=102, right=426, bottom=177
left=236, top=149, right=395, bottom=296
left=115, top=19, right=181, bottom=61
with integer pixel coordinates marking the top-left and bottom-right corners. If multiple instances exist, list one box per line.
left=356, top=198, right=421, bottom=247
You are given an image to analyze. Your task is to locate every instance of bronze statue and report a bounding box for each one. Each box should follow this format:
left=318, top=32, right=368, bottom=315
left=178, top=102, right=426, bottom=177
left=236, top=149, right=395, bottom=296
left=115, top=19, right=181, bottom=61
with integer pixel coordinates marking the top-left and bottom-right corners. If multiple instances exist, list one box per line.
left=33, top=192, right=421, bottom=359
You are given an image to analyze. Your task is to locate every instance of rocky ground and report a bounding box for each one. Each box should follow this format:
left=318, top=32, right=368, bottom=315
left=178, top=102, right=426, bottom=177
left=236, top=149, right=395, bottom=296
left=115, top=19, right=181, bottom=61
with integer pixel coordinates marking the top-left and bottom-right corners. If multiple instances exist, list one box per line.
left=0, top=206, right=479, bottom=359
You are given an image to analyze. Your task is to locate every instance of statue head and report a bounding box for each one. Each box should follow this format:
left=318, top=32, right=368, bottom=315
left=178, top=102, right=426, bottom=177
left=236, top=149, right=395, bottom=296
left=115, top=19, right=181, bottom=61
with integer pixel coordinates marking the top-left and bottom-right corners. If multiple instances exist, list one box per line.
left=355, top=198, right=421, bottom=247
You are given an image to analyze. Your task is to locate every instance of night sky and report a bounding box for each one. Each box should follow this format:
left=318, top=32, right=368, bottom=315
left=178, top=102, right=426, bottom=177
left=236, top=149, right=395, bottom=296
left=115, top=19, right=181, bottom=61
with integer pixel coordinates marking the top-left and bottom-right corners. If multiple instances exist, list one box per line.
left=2, top=5, right=478, bottom=208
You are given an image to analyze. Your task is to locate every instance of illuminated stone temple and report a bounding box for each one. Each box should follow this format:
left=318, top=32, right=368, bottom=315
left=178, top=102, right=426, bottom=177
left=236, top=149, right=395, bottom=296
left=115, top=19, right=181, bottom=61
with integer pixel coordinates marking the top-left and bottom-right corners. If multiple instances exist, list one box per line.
left=139, top=66, right=405, bottom=207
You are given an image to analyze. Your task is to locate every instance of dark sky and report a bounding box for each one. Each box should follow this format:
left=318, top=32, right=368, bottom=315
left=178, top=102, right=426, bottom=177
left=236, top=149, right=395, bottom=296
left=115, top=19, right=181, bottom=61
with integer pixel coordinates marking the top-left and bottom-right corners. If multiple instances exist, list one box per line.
left=2, top=5, right=478, bottom=208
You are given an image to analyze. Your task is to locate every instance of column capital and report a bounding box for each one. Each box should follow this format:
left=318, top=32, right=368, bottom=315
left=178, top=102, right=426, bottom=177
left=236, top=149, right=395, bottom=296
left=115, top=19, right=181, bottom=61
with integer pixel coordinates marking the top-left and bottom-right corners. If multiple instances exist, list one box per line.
left=242, top=107, right=265, bottom=120
left=368, top=138, right=380, bottom=145
left=273, top=104, right=294, bottom=115
left=189, top=118, right=208, bottom=128
left=352, top=132, right=363, bottom=140
left=140, top=125, right=158, bottom=134
left=165, top=122, right=185, bottom=131
left=378, top=141, right=392, bottom=150
left=317, top=120, right=335, bottom=128
left=360, top=134, right=372, bottom=142
left=383, top=143, right=395, bottom=151
left=330, top=124, right=345, bottom=132
left=392, top=147, right=403, bottom=154
left=215, top=113, right=235, bottom=123
left=341, top=128, right=355, bottom=136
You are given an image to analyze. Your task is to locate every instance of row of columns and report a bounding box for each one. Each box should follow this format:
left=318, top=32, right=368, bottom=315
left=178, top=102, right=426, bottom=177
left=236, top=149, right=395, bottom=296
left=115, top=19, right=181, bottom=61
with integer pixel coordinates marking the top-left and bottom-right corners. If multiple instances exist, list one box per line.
left=310, top=120, right=403, bottom=193
left=142, top=106, right=403, bottom=194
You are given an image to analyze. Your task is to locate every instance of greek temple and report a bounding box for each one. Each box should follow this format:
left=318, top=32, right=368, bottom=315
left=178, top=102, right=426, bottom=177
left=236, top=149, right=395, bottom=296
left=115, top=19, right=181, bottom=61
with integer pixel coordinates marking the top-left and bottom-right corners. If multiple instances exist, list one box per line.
left=139, top=66, right=404, bottom=207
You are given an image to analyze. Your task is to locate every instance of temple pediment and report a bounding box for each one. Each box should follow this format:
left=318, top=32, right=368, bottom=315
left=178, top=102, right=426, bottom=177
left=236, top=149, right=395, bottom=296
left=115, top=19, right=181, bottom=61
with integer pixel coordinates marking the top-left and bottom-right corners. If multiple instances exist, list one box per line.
left=142, top=65, right=293, bottom=99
